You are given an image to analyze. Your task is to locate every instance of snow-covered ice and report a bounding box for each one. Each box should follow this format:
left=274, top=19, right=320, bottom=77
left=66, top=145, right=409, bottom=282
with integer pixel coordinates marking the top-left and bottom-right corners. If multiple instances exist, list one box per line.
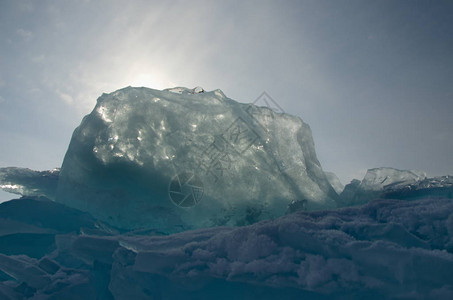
left=0, top=196, right=452, bottom=299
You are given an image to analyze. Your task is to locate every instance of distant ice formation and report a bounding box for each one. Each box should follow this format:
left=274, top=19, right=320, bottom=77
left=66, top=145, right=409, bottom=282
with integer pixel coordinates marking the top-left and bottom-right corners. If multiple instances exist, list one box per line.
left=338, top=167, right=451, bottom=205
left=359, top=167, right=426, bottom=191
left=383, top=175, right=453, bottom=200
left=0, top=168, right=59, bottom=200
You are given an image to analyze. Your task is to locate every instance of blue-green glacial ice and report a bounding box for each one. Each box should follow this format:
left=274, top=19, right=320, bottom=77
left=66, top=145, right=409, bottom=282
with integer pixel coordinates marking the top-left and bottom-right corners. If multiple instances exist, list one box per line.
left=53, top=86, right=338, bottom=231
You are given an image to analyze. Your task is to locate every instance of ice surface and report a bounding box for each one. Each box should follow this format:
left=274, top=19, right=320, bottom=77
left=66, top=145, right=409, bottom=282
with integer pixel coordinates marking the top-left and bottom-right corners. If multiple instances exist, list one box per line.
left=0, top=197, right=107, bottom=236
left=0, top=196, right=452, bottom=299
left=0, top=197, right=115, bottom=261
left=54, top=86, right=338, bottom=230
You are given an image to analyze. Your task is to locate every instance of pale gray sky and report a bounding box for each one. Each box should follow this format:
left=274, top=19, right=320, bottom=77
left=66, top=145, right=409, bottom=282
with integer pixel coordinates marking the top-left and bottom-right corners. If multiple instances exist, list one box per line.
left=1, top=0, right=452, bottom=202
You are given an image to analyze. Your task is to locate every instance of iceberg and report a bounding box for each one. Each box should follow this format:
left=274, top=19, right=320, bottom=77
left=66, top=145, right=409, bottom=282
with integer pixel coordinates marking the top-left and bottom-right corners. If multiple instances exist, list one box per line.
left=49, top=86, right=338, bottom=230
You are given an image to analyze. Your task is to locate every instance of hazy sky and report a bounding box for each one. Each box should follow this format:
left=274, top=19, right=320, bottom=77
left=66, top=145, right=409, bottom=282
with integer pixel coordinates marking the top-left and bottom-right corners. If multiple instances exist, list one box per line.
left=1, top=0, right=452, bottom=201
